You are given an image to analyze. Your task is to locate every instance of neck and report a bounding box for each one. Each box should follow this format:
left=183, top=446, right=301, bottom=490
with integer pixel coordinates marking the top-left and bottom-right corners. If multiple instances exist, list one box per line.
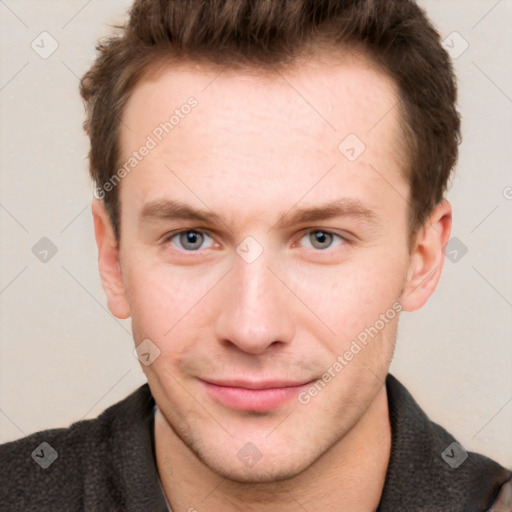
left=155, top=385, right=391, bottom=512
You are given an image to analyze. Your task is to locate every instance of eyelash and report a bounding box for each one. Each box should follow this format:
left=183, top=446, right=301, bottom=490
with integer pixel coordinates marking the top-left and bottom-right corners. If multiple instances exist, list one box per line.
left=161, top=229, right=347, bottom=252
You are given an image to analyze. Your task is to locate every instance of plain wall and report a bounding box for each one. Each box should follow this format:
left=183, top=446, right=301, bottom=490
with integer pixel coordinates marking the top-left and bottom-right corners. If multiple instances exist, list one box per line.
left=0, top=0, right=511, bottom=468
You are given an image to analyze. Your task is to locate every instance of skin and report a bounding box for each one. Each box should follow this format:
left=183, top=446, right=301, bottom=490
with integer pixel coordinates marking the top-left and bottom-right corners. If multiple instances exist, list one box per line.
left=92, top=51, right=452, bottom=511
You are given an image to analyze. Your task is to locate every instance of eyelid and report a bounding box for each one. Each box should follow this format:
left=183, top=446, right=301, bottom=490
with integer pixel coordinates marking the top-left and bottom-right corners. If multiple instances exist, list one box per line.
left=297, top=227, right=353, bottom=242
left=160, top=227, right=210, bottom=241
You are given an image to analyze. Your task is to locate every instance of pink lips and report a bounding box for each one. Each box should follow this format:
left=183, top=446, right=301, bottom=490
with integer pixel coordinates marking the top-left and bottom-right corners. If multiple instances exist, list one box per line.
left=200, top=379, right=312, bottom=411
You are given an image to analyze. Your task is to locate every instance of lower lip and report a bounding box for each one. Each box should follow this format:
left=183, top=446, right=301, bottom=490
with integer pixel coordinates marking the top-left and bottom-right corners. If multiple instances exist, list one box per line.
left=201, top=381, right=311, bottom=411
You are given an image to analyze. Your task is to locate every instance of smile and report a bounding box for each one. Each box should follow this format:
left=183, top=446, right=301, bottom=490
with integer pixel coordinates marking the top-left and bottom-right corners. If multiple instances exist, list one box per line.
left=200, top=379, right=313, bottom=412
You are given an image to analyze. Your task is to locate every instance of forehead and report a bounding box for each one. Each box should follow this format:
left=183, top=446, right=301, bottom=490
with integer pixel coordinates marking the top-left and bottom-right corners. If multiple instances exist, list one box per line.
left=117, top=52, right=408, bottom=226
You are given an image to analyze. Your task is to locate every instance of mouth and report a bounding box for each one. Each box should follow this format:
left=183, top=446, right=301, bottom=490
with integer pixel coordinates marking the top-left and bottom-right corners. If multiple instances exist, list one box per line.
left=199, top=378, right=314, bottom=412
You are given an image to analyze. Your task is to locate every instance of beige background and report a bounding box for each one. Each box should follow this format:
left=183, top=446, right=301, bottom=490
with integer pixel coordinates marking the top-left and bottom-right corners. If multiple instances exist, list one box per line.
left=1, top=0, right=511, bottom=468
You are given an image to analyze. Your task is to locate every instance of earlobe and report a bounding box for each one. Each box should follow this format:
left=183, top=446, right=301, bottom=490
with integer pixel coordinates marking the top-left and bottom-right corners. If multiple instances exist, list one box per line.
left=91, top=199, right=131, bottom=319
left=400, top=200, right=452, bottom=312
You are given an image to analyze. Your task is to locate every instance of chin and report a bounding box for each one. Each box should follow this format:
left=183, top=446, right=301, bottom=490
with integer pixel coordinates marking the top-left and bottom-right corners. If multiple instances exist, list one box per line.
left=183, top=432, right=323, bottom=485
left=200, top=454, right=309, bottom=484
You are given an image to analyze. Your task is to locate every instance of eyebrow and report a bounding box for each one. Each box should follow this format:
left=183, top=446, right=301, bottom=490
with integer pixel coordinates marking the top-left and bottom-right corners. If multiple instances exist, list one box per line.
left=275, top=199, right=379, bottom=229
left=140, top=198, right=380, bottom=229
left=141, top=198, right=221, bottom=224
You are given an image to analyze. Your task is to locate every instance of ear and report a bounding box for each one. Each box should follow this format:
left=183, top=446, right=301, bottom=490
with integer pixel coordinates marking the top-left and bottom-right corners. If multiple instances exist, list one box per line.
left=91, top=199, right=131, bottom=319
left=400, top=199, right=452, bottom=312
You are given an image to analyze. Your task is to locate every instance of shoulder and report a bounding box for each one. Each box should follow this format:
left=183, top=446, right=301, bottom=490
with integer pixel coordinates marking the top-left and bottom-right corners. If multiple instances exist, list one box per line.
left=0, top=384, right=156, bottom=511
left=379, top=374, right=512, bottom=511
left=1, top=425, right=80, bottom=509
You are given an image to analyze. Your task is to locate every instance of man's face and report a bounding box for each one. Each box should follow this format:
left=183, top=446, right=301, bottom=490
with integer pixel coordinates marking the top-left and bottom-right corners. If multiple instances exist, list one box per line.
left=112, top=53, right=413, bottom=481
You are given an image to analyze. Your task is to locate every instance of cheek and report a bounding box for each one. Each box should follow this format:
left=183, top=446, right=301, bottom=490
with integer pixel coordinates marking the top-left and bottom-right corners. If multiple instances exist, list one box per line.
left=122, top=257, right=225, bottom=342
left=286, top=250, right=408, bottom=344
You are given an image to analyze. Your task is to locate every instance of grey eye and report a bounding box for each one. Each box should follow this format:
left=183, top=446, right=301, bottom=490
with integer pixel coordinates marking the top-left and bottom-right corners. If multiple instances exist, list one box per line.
left=171, top=230, right=213, bottom=251
left=301, top=230, right=343, bottom=250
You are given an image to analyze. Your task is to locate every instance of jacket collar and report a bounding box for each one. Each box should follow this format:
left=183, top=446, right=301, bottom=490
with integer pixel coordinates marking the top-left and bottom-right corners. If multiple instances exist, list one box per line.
left=377, top=374, right=511, bottom=510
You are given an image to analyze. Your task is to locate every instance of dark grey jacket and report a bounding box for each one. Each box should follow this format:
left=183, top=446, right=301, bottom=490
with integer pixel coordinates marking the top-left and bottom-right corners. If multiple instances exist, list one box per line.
left=1, top=374, right=510, bottom=511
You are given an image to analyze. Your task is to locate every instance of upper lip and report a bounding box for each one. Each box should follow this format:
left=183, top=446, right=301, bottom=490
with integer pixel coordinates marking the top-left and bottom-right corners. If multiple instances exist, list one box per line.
left=201, top=378, right=313, bottom=390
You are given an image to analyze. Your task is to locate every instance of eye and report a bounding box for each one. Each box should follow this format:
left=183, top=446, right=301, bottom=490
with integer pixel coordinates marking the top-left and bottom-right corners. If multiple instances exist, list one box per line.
left=166, top=230, right=215, bottom=251
left=300, top=230, right=344, bottom=250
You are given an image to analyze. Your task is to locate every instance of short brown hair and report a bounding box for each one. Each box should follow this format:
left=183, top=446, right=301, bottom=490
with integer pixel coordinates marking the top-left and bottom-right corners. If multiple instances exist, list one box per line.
left=80, top=0, right=461, bottom=241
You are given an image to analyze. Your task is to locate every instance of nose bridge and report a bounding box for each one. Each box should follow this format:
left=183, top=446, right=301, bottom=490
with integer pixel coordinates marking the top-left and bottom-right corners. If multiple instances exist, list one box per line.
left=214, top=249, right=293, bottom=354
left=236, top=254, right=273, bottom=315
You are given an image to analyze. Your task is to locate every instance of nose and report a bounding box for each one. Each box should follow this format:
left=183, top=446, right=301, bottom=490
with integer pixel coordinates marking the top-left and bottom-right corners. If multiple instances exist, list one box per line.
left=214, top=250, right=295, bottom=355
